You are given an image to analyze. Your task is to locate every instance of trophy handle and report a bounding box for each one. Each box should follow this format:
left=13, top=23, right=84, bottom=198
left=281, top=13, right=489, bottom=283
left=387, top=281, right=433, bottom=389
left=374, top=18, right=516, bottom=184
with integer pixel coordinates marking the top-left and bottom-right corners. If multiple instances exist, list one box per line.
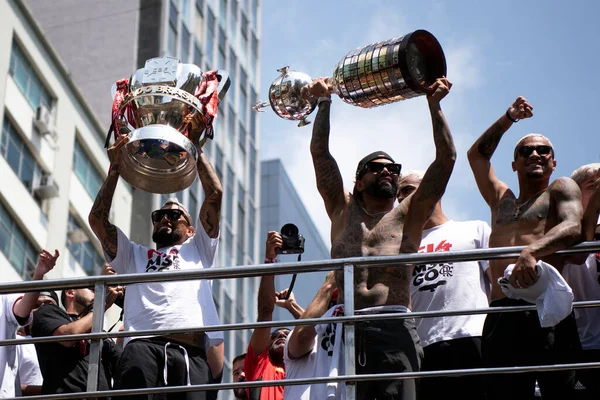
left=215, top=70, right=231, bottom=101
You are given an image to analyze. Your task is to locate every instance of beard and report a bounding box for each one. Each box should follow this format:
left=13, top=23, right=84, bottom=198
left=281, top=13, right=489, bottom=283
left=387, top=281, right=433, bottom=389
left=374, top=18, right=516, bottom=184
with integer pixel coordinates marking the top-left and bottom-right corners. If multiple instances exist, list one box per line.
left=363, top=178, right=398, bottom=199
left=152, top=226, right=185, bottom=246
left=268, top=343, right=285, bottom=367
left=233, top=387, right=247, bottom=399
left=74, top=292, right=92, bottom=309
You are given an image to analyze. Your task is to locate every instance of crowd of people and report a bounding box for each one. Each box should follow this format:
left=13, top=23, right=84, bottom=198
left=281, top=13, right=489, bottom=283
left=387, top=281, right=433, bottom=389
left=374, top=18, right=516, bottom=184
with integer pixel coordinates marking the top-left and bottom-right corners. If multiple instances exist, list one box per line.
left=2, top=74, right=600, bottom=400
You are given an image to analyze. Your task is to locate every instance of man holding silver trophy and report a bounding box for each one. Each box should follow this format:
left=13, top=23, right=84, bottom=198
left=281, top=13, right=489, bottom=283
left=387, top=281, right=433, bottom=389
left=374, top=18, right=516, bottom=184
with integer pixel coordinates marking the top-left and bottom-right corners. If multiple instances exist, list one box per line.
left=300, top=70, right=456, bottom=398
left=89, top=57, right=229, bottom=399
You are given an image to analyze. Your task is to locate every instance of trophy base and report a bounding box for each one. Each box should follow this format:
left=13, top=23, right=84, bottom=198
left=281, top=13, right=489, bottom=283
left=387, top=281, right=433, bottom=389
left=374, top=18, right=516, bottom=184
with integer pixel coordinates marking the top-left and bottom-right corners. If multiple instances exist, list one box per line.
left=119, top=125, right=198, bottom=194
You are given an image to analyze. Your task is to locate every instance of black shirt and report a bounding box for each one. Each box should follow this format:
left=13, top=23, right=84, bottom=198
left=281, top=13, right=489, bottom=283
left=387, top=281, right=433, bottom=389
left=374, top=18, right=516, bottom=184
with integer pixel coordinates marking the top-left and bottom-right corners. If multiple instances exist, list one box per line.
left=31, top=304, right=119, bottom=394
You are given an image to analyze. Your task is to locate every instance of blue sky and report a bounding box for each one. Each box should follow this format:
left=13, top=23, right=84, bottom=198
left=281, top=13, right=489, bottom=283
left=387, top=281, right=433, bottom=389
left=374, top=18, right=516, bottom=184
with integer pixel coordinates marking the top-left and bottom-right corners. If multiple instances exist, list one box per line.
left=258, top=0, right=600, bottom=246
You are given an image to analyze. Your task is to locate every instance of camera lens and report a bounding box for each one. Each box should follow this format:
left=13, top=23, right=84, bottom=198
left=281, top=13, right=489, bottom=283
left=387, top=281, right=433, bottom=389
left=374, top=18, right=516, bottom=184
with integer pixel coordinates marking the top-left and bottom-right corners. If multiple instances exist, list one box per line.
left=280, top=223, right=299, bottom=238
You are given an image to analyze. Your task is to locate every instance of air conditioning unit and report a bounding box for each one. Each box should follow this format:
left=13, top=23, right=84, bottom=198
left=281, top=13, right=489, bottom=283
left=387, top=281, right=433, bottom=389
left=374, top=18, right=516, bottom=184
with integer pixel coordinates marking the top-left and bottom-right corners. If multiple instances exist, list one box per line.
left=33, top=174, right=60, bottom=199
left=34, top=105, right=54, bottom=136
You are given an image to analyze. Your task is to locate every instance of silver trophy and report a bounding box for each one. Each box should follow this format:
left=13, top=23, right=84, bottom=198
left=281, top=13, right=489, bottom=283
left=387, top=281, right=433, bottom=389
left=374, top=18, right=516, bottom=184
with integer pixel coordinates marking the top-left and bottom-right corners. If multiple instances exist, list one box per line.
left=107, top=57, right=230, bottom=193
left=255, top=30, right=446, bottom=126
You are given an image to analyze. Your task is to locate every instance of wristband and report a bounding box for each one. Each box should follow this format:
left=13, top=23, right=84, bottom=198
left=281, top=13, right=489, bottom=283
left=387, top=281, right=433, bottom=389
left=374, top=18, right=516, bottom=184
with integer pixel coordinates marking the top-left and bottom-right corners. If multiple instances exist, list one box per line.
left=505, top=109, right=519, bottom=123
left=317, top=97, right=332, bottom=106
left=264, top=257, right=278, bottom=264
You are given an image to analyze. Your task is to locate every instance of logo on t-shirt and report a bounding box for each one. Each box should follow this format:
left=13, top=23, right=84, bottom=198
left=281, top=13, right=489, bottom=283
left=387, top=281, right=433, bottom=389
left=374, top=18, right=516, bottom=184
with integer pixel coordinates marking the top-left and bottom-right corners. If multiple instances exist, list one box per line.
left=320, top=306, right=344, bottom=357
left=145, top=249, right=181, bottom=272
left=413, top=240, right=454, bottom=292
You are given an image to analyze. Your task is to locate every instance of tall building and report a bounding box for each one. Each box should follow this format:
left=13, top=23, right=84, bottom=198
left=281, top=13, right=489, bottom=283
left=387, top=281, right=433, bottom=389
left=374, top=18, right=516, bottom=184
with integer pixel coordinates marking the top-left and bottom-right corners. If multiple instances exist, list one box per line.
left=0, top=0, right=132, bottom=328
left=260, top=159, right=330, bottom=322
left=25, top=0, right=262, bottom=386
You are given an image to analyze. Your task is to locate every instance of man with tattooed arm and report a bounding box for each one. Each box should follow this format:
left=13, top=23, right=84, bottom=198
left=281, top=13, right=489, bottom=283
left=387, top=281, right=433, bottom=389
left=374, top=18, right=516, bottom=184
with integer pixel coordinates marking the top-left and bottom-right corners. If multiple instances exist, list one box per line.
left=302, top=76, right=456, bottom=400
left=467, top=96, right=582, bottom=400
left=88, top=136, right=224, bottom=399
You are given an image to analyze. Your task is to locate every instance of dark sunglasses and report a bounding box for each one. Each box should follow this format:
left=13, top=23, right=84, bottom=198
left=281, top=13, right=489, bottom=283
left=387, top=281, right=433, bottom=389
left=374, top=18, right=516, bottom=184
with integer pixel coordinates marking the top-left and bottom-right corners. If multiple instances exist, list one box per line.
left=515, top=145, right=553, bottom=158
left=151, top=209, right=189, bottom=224
left=365, top=161, right=402, bottom=176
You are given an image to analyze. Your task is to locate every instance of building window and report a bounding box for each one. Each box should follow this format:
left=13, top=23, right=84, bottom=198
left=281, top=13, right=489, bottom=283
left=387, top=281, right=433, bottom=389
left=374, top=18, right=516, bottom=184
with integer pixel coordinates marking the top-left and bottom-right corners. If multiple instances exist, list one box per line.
left=218, top=28, right=227, bottom=70
left=0, top=201, right=38, bottom=280
left=169, top=0, right=179, bottom=29
left=1, top=118, right=43, bottom=195
left=214, top=145, right=223, bottom=181
left=181, top=25, right=191, bottom=62
left=249, top=144, right=256, bottom=200
left=168, top=25, right=178, bottom=57
left=67, top=214, right=103, bottom=275
left=9, top=41, right=53, bottom=110
left=251, top=34, right=258, bottom=72
left=229, top=0, right=238, bottom=46
left=205, top=10, right=216, bottom=67
left=251, top=0, right=258, bottom=29
left=247, top=204, right=255, bottom=261
left=236, top=182, right=245, bottom=265
left=194, top=41, right=203, bottom=67
left=182, top=0, right=191, bottom=26
left=188, top=178, right=199, bottom=223
left=228, top=48, right=237, bottom=107
left=226, top=166, right=234, bottom=226
left=239, top=69, right=247, bottom=123
left=196, top=0, right=204, bottom=15
left=219, top=0, right=227, bottom=28
left=249, top=89, right=257, bottom=142
left=73, top=140, right=103, bottom=199
left=225, top=227, right=233, bottom=267
left=239, top=12, right=248, bottom=61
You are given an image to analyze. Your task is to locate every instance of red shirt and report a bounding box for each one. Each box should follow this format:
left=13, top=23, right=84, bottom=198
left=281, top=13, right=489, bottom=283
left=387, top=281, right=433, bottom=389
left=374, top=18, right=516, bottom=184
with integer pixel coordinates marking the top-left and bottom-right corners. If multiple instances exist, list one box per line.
left=244, top=344, right=285, bottom=400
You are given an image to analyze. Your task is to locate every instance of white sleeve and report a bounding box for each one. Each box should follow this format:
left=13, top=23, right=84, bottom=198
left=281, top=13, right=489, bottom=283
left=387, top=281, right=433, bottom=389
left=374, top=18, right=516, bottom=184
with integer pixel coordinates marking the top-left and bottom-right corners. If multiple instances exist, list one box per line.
left=105, top=226, right=137, bottom=274
left=477, top=221, right=492, bottom=273
left=192, top=216, right=219, bottom=268
left=17, top=342, right=43, bottom=386
left=2, top=294, right=19, bottom=327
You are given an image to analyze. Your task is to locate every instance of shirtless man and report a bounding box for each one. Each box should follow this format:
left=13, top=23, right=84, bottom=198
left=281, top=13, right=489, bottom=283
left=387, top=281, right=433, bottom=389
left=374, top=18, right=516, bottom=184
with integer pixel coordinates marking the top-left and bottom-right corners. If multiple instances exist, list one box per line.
left=467, top=96, right=582, bottom=400
left=304, top=76, right=456, bottom=400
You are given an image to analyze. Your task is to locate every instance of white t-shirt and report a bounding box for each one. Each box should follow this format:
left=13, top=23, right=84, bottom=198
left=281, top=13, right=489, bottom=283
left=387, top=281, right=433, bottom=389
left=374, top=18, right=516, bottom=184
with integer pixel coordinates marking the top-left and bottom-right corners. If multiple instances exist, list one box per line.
left=283, top=305, right=345, bottom=400
left=410, top=220, right=491, bottom=347
left=15, top=335, right=43, bottom=394
left=562, top=254, right=600, bottom=350
left=108, top=219, right=223, bottom=348
left=0, top=294, right=31, bottom=398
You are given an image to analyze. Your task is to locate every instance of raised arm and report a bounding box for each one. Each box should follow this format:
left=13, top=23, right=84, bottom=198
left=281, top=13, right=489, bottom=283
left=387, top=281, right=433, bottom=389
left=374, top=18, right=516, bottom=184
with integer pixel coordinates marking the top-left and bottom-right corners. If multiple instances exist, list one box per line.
left=13, top=250, right=58, bottom=321
left=467, top=97, right=533, bottom=207
left=89, top=136, right=128, bottom=259
left=400, top=78, right=456, bottom=253
left=197, top=150, right=223, bottom=238
left=510, top=177, right=583, bottom=287
left=274, top=288, right=305, bottom=319
left=287, top=272, right=336, bottom=359
left=248, top=231, right=282, bottom=355
left=305, top=78, right=348, bottom=219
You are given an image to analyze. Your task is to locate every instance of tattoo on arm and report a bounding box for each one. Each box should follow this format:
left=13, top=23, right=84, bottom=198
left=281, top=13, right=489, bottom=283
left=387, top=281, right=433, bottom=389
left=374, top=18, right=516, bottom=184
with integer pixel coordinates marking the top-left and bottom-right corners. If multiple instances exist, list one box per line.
left=197, top=152, right=223, bottom=238
left=89, top=170, right=119, bottom=259
left=310, top=103, right=345, bottom=216
left=475, top=117, right=512, bottom=159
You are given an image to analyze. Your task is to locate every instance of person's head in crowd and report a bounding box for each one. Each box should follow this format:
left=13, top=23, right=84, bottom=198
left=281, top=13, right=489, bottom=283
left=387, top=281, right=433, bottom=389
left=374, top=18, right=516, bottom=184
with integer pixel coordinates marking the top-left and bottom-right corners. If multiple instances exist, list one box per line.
left=571, top=163, right=600, bottom=208
left=151, top=197, right=195, bottom=248
left=37, top=290, right=58, bottom=309
left=232, top=353, right=247, bottom=399
left=353, top=151, right=401, bottom=202
left=511, top=134, right=556, bottom=182
left=61, top=287, right=95, bottom=316
left=267, top=328, right=290, bottom=368
left=397, top=170, right=425, bottom=204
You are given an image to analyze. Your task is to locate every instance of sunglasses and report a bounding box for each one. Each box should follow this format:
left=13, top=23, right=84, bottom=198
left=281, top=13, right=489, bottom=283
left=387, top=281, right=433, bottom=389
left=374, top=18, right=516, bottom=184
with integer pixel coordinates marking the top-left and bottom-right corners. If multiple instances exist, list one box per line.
left=515, top=145, right=553, bottom=158
left=364, top=161, right=402, bottom=176
left=151, top=209, right=190, bottom=224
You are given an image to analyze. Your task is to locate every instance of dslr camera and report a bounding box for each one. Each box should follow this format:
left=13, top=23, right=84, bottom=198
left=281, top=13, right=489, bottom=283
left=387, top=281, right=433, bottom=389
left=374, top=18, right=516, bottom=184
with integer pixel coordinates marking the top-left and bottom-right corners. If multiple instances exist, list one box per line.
left=276, top=223, right=305, bottom=255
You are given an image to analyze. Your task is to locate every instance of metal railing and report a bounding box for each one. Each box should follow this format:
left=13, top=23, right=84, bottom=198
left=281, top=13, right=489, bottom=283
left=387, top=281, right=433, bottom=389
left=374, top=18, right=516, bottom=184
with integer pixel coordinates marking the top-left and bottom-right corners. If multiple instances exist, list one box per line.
left=2, top=241, right=600, bottom=399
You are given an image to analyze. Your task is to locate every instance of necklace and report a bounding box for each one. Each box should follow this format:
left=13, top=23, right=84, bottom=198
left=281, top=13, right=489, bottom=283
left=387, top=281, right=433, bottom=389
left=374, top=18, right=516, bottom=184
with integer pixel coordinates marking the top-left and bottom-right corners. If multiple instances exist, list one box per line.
left=514, top=190, right=545, bottom=220
left=360, top=204, right=389, bottom=219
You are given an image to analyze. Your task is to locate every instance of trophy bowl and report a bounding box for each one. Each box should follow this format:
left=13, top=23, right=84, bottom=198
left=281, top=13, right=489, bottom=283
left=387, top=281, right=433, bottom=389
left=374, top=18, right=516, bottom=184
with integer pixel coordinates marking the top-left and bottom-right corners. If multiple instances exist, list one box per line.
left=267, top=66, right=318, bottom=127
left=110, top=57, right=229, bottom=193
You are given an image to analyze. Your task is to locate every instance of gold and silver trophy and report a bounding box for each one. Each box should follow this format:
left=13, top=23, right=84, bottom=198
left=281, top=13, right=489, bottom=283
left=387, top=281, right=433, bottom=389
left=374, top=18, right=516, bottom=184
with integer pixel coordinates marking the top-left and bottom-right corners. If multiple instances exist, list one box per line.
left=106, top=57, right=230, bottom=193
left=254, top=30, right=446, bottom=126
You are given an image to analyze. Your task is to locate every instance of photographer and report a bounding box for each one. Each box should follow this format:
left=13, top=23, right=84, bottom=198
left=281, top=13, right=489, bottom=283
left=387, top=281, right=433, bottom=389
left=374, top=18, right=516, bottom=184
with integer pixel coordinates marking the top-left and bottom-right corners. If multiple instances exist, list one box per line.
left=31, top=285, right=123, bottom=394
left=244, top=231, right=305, bottom=400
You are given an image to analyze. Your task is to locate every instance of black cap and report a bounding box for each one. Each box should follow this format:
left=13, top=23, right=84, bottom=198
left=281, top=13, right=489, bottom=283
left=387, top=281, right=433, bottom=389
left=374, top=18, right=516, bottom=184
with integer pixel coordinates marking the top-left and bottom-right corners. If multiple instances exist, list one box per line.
left=38, top=290, right=59, bottom=305
left=355, top=151, right=395, bottom=178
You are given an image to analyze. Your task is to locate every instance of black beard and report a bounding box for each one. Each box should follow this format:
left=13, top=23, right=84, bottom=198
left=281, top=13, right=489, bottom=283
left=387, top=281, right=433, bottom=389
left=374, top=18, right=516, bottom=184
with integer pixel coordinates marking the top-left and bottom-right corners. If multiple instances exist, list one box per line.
left=363, top=179, right=398, bottom=199
left=233, top=388, right=247, bottom=399
left=268, top=344, right=284, bottom=367
left=152, top=226, right=184, bottom=246
left=74, top=292, right=92, bottom=309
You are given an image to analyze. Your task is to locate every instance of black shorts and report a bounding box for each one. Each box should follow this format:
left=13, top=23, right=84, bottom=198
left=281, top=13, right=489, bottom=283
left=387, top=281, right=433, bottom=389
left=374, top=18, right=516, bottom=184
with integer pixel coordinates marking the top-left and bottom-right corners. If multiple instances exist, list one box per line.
left=355, top=313, right=423, bottom=400
left=481, top=298, right=581, bottom=400
left=114, top=337, right=220, bottom=400
left=419, top=336, right=484, bottom=400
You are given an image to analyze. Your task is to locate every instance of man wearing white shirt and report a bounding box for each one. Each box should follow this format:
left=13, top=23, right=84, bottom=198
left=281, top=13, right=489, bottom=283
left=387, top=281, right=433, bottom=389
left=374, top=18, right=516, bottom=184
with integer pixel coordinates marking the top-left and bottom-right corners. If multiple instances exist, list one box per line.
left=88, top=136, right=224, bottom=399
left=398, top=172, right=491, bottom=400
